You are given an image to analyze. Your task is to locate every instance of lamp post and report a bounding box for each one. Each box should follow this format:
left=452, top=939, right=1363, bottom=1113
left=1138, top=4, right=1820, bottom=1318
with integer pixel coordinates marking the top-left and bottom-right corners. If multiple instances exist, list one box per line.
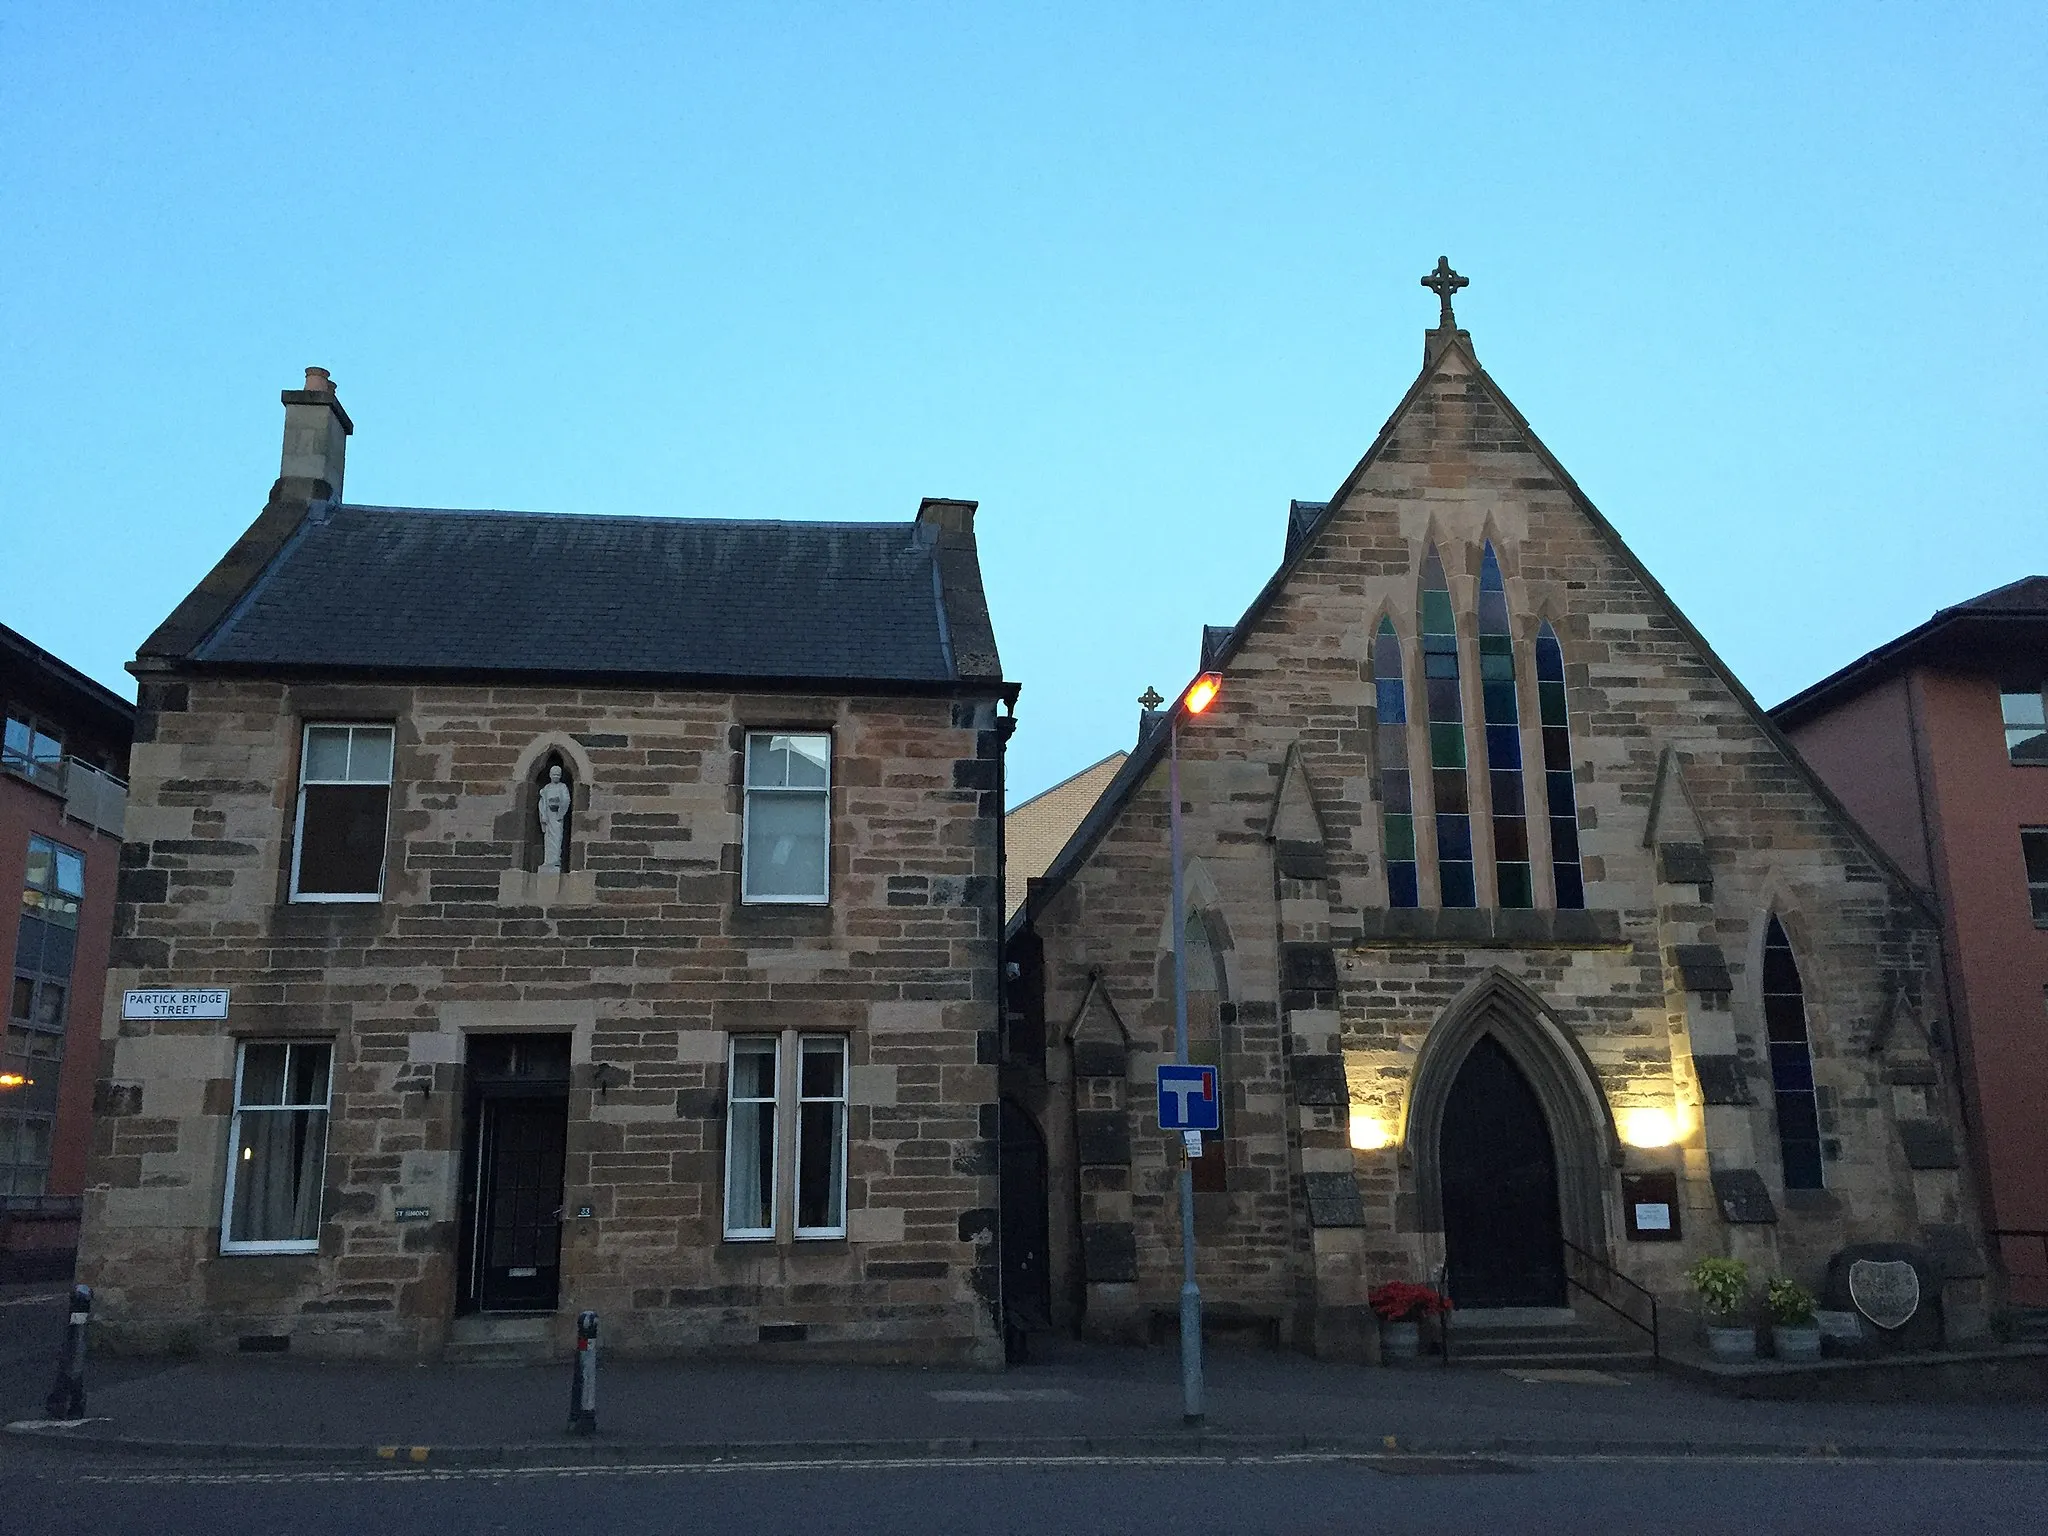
left=1168, top=670, right=1221, bottom=1425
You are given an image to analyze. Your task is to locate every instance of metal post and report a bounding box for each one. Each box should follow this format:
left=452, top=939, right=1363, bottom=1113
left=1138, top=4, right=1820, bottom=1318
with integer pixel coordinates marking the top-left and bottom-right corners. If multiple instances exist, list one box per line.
left=45, top=1283, right=90, bottom=1419
left=1169, top=719, right=1204, bottom=1425
left=567, top=1309, right=598, bottom=1435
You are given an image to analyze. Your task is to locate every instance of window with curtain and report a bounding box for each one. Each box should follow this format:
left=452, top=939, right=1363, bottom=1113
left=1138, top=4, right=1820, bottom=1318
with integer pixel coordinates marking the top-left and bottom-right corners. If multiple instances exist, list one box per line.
left=742, top=733, right=832, bottom=903
left=1477, top=544, right=1531, bottom=908
left=1761, top=917, right=1824, bottom=1190
left=796, top=1035, right=848, bottom=1237
left=1421, top=546, right=1475, bottom=907
left=724, top=1036, right=779, bottom=1239
left=1374, top=617, right=1419, bottom=908
left=221, top=1040, right=332, bottom=1252
left=1534, top=623, right=1585, bottom=909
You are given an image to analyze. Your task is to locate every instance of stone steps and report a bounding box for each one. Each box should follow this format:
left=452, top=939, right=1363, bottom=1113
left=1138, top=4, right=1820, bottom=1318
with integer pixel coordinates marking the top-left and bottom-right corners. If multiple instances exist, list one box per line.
left=2010, top=1308, right=2048, bottom=1347
left=1443, top=1307, right=1656, bottom=1371
left=443, top=1312, right=558, bottom=1365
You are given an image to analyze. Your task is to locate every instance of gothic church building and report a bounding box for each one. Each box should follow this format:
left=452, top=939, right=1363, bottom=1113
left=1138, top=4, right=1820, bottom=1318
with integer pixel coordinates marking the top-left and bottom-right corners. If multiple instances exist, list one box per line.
left=1005, top=271, right=1984, bottom=1356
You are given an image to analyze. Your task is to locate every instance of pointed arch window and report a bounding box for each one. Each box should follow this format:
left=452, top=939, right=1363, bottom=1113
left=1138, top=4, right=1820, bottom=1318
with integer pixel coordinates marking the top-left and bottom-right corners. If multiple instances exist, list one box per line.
left=1478, top=545, right=1531, bottom=908
left=1421, top=547, right=1475, bottom=906
left=1374, top=617, right=1419, bottom=908
left=1762, top=916, right=1824, bottom=1189
left=1534, top=623, right=1585, bottom=909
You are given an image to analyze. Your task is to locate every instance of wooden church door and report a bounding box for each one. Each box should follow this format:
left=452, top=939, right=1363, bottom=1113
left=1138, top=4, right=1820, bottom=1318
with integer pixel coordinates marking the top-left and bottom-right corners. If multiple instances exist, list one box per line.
left=1439, top=1034, right=1567, bottom=1308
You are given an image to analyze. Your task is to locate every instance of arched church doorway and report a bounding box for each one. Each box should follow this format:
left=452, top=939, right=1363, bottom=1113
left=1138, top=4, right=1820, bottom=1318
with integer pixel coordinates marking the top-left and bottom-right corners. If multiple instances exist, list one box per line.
left=1439, top=1035, right=1567, bottom=1308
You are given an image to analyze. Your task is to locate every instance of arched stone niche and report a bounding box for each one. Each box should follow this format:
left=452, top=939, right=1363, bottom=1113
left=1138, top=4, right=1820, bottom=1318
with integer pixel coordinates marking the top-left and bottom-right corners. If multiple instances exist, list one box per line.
left=496, top=733, right=599, bottom=908
left=1400, top=968, right=1620, bottom=1264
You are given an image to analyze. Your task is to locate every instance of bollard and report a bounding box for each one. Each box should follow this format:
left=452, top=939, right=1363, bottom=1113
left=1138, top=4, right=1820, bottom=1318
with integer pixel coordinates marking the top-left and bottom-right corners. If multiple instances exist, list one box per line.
left=45, top=1283, right=90, bottom=1420
left=566, top=1309, right=598, bottom=1435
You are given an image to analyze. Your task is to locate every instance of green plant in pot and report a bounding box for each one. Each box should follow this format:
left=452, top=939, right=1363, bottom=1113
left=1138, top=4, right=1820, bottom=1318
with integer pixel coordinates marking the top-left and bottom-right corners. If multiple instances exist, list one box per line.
left=1766, top=1277, right=1822, bottom=1364
left=1687, top=1256, right=1755, bottom=1361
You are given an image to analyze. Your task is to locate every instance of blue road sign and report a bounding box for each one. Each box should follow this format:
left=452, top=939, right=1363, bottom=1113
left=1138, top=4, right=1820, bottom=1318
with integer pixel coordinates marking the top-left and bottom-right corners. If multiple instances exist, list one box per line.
left=1157, top=1064, right=1220, bottom=1132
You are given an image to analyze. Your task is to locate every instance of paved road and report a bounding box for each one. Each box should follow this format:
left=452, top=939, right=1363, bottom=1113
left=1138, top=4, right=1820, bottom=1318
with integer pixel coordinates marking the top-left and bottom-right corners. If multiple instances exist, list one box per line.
left=6, top=1448, right=2048, bottom=1534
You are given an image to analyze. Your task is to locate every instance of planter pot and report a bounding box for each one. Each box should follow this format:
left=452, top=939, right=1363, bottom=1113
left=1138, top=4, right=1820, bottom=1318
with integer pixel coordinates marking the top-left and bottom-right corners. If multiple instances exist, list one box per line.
left=1706, top=1324, right=1757, bottom=1361
left=1380, top=1320, right=1421, bottom=1361
left=1772, top=1325, right=1822, bottom=1363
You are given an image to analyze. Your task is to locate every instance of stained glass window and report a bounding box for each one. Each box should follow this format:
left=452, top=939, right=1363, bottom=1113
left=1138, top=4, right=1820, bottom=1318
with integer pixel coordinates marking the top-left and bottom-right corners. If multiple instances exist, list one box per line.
left=1534, top=623, right=1585, bottom=909
left=1421, top=546, right=1475, bottom=907
left=1762, top=917, right=1824, bottom=1190
left=1477, top=545, right=1531, bottom=908
left=1374, top=618, right=1419, bottom=908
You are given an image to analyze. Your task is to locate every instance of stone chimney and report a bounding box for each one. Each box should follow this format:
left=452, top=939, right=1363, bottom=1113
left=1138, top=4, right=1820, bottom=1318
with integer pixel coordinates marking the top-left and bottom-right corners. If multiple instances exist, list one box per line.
left=279, top=366, right=354, bottom=499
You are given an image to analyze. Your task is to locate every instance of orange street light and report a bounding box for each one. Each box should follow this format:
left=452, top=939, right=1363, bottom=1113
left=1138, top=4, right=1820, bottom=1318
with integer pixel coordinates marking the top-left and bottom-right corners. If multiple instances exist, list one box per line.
left=0, top=1073, right=32, bottom=1089
left=1182, top=672, right=1223, bottom=716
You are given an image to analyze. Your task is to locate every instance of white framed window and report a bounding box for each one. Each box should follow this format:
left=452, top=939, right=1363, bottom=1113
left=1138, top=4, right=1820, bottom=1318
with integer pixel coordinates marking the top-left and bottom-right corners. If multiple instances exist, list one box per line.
left=741, top=732, right=830, bottom=903
left=724, top=1036, right=780, bottom=1239
left=290, top=723, right=394, bottom=902
left=723, top=1031, right=849, bottom=1241
left=221, top=1040, right=333, bottom=1253
left=796, top=1035, right=849, bottom=1238
left=2004, top=689, right=2047, bottom=765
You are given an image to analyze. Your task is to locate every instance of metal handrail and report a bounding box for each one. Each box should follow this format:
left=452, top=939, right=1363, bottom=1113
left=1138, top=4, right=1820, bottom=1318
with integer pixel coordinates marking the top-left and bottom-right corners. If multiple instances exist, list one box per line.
left=1561, top=1237, right=1660, bottom=1370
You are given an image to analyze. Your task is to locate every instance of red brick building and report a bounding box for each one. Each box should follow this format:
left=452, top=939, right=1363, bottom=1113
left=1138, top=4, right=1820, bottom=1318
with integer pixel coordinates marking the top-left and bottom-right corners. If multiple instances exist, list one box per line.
left=1774, top=578, right=2048, bottom=1302
left=2, top=622, right=132, bottom=1278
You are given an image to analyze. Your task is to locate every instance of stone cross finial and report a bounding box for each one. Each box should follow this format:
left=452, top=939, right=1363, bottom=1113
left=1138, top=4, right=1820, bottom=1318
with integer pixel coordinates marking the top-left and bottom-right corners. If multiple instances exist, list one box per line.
left=1422, top=257, right=1468, bottom=328
left=1138, top=686, right=1165, bottom=711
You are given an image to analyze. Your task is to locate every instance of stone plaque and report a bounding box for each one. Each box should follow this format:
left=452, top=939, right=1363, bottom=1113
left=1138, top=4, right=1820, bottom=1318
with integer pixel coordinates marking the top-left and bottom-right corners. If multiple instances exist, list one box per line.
left=1848, top=1258, right=1920, bottom=1330
left=393, top=1206, right=431, bottom=1222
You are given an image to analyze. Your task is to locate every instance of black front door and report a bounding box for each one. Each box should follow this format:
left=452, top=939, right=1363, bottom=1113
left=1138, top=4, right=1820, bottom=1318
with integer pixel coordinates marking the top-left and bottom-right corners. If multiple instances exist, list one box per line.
left=1440, top=1034, right=1566, bottom=1308
left=460, top=1034, right=571, bottom=1314
left=473, top=1096, right=567, bottom=1311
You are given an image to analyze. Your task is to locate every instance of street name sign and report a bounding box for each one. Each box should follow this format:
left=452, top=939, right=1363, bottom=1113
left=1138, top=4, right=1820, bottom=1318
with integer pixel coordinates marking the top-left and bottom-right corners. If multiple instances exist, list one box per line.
left=1157, top=1064, right=1220, bottom=1132
left=123, top=988, right=229, bottom=1020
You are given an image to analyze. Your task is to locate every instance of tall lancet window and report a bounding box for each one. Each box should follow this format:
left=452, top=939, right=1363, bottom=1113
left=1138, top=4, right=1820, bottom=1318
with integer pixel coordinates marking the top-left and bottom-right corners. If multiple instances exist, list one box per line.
left=1535, top=623, right=1585, bottom=909
left=1477, top=544, right=1531, bottom=908
left=1374, top=617, right=1419, bottom=908
left=1762, top=917, right=1824, bottom=1189
left=1421, top=546, right=1475, bottom=907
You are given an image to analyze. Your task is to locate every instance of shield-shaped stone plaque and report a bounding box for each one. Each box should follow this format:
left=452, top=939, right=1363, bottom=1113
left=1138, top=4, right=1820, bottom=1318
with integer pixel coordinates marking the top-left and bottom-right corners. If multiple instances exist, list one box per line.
left=1848, top=1259, right=1920, bottom=1330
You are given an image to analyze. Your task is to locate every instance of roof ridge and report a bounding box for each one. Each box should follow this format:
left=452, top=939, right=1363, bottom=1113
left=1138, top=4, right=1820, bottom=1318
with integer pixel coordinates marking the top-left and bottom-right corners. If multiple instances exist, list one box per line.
left=332, top=504, right=922, bottom=534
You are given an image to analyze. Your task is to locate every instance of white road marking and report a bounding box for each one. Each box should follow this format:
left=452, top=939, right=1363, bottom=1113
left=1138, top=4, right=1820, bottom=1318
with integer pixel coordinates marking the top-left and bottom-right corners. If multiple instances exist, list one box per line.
left=0, top=1292, right=64, bottom=1308
left=929, top=1389, right=1081, bottom=1402
left=44, top=1448, right=2048, bottom=1488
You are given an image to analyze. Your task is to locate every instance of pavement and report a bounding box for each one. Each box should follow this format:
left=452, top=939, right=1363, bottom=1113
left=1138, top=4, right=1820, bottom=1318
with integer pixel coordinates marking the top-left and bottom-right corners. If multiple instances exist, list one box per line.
left=5, top=1282, right=2048, bottom=1469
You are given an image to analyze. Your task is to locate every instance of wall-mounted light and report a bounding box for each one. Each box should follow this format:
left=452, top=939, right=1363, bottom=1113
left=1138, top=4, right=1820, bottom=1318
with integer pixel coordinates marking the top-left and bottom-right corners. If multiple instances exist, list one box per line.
left=1619, top=1106, right=1680, bottom=1149
left=1349, top=1111, right=1393, bottom=1151
left=0, top=1072, right=32, bottom=1089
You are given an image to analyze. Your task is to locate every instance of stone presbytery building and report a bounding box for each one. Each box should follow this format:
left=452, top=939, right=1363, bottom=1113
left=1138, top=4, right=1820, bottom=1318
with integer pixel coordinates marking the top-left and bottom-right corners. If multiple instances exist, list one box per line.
left=1773, top=578, right=2048, bottom=1301
left=79, top=369, right=1015, bottom=1362
left=1004, top=266, right=1987, bottom=1357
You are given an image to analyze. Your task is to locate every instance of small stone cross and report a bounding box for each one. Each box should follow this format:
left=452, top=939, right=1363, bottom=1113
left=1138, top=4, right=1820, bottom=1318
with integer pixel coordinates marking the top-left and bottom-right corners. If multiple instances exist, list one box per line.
left=1138, top=686, right=1165, bottom=711
left=1422, top=256, right=1468, bottom=328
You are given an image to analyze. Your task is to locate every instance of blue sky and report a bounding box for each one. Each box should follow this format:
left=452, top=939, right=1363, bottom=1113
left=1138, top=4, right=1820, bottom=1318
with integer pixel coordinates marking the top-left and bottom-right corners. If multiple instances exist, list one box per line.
left=4, top=3, right=2042, bottom=801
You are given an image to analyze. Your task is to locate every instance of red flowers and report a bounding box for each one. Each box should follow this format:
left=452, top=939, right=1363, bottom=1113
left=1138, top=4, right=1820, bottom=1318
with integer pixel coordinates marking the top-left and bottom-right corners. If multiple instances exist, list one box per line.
left=1368, top=1281, right=1452, bottom=1322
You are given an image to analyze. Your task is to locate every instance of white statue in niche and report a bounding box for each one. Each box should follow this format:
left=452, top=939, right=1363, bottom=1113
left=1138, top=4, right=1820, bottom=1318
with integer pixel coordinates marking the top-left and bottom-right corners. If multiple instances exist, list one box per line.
left=537, top=764, right=571, bottom=871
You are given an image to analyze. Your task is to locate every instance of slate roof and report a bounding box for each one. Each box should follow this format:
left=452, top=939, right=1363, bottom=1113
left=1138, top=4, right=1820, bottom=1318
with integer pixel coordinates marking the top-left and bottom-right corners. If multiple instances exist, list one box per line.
left=168, top=503, right=998, bottom=687
left=1772, top=575, right=2048, bottom=729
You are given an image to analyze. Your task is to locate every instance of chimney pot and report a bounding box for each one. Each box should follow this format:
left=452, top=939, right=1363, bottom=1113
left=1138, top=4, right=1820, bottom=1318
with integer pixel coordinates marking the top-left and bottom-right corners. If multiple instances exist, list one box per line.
left=304, top=366, right=333, bottom=394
